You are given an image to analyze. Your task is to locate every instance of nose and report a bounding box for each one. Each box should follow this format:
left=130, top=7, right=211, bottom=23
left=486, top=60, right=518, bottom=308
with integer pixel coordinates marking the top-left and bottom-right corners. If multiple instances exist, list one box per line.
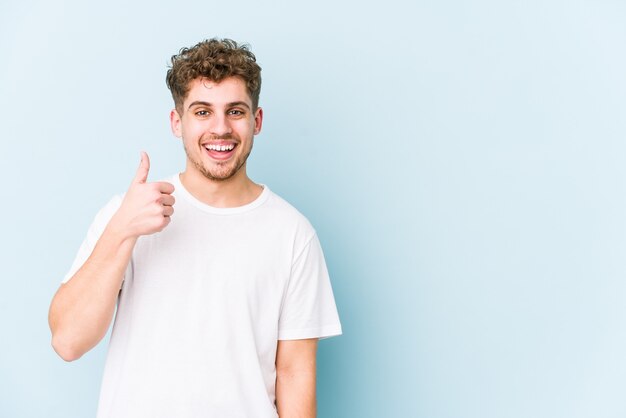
left=209, top=113, right=232, bottom=137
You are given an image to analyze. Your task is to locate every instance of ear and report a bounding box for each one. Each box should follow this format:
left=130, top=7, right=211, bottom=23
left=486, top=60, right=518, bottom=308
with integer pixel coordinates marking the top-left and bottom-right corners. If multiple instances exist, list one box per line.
left=253, top=107, right=263, bottom=135
left=170, top=109, right=182, bottom=138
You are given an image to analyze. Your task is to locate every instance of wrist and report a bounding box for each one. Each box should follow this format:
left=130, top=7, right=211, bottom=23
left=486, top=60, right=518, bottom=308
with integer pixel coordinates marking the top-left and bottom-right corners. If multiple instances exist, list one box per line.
left=105, top=215, right=139, bottom=244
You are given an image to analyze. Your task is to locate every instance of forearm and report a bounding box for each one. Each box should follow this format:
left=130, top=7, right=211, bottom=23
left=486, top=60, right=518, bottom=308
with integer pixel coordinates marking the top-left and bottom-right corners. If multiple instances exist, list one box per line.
left=275, top=369, right=317, bottom=418
left=48, top=222, right=136, bottom=361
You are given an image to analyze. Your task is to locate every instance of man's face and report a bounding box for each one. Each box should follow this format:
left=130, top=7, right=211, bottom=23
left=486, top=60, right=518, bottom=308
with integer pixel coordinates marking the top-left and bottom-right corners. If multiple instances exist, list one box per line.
left=170, top=76, right=263, bottom=182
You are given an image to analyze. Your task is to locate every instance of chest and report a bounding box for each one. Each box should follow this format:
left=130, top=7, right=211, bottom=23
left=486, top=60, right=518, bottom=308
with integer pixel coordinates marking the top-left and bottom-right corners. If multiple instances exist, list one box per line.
left=126, top=213, right=294, bottom=308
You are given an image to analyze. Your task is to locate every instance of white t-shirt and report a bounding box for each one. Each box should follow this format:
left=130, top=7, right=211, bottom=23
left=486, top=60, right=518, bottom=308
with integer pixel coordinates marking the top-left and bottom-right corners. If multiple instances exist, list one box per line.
left=63, top=174, right=342, bottom=418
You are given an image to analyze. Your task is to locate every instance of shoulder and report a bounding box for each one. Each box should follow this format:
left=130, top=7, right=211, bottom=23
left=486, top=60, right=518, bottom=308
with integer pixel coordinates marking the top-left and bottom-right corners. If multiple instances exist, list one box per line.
left=263, top=188, right=317, bottom=239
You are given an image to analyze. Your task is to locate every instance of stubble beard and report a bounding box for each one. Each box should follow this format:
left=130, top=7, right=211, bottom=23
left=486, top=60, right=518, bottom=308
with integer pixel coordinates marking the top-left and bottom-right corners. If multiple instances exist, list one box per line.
left=184, top=137, right=254, bottom=182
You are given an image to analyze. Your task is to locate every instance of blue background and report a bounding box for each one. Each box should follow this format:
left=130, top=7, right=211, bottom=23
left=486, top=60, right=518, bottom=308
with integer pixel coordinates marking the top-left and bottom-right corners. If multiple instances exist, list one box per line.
left=1, top=0, right=626, bottom=417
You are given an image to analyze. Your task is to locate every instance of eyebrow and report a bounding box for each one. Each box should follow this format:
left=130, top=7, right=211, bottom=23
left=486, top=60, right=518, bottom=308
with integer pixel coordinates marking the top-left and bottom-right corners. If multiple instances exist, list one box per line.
left=187, top=101, right=251, bottom=111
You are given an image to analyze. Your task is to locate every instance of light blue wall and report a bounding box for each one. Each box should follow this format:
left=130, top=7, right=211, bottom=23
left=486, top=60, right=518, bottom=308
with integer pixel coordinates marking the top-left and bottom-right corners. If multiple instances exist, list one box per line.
left=1, top=0, right=625, bottom=417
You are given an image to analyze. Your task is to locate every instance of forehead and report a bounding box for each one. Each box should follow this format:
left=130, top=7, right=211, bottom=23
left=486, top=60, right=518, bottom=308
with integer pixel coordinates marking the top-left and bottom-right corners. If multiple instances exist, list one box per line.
left=183, top=76, right=251, bottom=107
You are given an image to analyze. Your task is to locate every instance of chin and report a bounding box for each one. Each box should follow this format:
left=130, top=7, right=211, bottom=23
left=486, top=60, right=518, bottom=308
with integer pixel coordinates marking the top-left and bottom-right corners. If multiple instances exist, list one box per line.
left=200, top=165, right=241, bottom=182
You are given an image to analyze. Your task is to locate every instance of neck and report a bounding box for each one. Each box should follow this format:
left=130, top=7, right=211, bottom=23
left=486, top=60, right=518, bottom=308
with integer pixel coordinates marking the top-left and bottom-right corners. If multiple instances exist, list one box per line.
left=179, top=164, right=263, bottom=208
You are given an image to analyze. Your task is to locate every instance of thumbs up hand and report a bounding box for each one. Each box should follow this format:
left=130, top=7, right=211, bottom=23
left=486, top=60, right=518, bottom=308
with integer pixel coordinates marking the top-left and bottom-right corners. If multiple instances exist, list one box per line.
left=109, top=152, right=175, bottom=239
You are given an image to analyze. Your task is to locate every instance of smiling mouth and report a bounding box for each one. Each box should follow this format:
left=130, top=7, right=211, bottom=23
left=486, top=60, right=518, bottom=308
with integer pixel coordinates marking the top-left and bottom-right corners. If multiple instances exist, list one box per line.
left=204, top=143, right=235, bottom=152
left=203, top=143, right=238, bottom=160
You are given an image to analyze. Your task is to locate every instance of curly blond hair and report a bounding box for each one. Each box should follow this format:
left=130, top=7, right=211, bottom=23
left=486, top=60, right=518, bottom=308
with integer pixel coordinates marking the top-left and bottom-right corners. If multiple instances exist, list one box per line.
left=166, top=38, right=262, bottom=113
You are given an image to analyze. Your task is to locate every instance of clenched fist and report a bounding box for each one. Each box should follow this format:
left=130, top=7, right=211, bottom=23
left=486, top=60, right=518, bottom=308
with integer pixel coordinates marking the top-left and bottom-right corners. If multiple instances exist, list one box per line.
left=109, top=152, right=175, bottom=239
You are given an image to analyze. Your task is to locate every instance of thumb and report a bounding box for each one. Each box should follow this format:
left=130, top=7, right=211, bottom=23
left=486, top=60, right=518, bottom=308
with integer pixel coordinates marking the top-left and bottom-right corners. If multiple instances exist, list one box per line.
left=133, top=151, right=150, bottom=184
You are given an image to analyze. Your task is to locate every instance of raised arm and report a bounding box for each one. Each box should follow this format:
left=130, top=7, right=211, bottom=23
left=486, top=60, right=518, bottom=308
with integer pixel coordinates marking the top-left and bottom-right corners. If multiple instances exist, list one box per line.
left=48, top=152, right=175, bottom=361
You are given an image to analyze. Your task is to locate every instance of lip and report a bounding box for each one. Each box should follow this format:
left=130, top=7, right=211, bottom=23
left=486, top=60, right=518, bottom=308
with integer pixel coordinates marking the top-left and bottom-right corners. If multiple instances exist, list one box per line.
left=202, top=142, right=238, bottom=161
left=201, top=140, right=237, bottom=146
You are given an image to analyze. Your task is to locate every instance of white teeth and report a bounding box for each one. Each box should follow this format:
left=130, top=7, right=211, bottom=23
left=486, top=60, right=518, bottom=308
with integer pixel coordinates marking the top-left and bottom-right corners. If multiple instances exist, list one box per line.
left=205, top=144, right=235, bottom=151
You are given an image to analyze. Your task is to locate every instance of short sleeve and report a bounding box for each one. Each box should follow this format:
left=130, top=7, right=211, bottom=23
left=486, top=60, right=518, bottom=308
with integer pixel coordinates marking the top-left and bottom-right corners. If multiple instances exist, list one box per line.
left=278, top=234, right=342, bottom=340
left=61, top=195, right=124, bottom=284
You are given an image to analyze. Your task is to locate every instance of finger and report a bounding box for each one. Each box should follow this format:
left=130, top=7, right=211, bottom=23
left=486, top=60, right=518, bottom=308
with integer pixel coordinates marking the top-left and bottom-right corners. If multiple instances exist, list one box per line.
left=163, top=206, right=174, bottom=217
left=160, top=195, right=175, bottom=207
left=156, top=215, right=171, bottom=231
left=133, top=151, right=151, bottom=184
left=156, top=181, right=175, bottom=194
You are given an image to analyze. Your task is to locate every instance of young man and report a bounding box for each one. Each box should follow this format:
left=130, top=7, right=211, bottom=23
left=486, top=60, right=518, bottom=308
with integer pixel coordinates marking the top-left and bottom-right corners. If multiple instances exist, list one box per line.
left=48, top=38, right=342, bottom=418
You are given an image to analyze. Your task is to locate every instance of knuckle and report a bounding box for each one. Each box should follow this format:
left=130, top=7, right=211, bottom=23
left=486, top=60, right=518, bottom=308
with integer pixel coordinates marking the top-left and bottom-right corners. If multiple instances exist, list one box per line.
left=148, top=206, right=161, bottom=217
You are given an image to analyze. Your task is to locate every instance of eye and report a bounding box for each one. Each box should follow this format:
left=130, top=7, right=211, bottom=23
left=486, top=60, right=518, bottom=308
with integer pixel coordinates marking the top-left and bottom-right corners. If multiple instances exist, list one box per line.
left=195, top=110, right=210, bottom=117
left=228, top=109, right=245, bottom=116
